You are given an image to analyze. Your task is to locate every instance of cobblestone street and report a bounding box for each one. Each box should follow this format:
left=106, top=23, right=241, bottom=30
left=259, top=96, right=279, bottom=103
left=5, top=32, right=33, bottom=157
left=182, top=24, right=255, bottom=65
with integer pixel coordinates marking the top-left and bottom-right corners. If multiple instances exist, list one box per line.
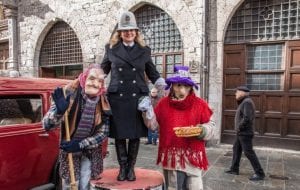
left=104, top=138, right=300, bottom=190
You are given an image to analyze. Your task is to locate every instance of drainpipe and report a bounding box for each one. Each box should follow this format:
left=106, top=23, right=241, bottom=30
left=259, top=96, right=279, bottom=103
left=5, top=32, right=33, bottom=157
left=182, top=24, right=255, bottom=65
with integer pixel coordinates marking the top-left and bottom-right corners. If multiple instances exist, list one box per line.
left=202, top=0, right=209, bottom=101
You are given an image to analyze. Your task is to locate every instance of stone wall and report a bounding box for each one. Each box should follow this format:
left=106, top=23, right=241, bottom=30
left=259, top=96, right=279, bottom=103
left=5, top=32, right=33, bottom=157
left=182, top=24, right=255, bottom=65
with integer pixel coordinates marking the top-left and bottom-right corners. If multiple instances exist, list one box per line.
left=15, top=0, right=244, bottom=145
left=207, top=0, right=243, bottom=143
left=17, top=0, right=203, bottom=76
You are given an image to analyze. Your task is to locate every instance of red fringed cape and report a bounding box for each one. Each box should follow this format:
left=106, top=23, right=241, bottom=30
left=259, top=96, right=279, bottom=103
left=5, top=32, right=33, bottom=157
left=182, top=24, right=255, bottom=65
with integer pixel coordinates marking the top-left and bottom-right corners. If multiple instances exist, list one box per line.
left=154, top=92, right=213, bottom=170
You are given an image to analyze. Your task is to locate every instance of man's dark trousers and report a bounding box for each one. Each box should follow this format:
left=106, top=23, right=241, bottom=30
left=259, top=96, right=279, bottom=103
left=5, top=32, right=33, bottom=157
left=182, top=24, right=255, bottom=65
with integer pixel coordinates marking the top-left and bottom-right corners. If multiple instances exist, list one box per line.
left=231, top=135, right=264, bottom=175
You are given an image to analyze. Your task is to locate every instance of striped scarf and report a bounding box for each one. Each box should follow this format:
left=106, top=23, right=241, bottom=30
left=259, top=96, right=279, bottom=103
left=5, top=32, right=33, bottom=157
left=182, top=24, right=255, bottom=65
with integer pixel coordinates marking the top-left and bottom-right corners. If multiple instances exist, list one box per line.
left=73, top=92, right=100, bottom=140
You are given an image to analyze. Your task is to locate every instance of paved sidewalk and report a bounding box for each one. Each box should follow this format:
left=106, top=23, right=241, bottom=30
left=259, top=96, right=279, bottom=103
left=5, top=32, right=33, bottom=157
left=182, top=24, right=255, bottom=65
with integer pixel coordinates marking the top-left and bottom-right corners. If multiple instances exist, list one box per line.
left=104, top=138, right=300, bottom=190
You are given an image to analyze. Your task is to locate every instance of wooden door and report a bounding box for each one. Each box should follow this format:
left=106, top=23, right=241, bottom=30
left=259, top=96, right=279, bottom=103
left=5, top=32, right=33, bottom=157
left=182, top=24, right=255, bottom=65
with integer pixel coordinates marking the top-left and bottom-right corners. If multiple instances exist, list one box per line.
left=285, top=41, right=300, bottom=146
left=222, top=44, right=245, bottom=137
left=39, top=67, right=55, bottom=78
left=222, top=43, right=300, bottom=150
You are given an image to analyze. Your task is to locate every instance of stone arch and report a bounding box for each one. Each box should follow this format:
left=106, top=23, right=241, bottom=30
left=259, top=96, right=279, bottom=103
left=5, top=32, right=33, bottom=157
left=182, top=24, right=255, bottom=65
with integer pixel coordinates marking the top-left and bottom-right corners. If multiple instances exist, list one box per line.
left=221, top=0, right=245, bottom=43
left=129, top=1, right=201, bottom=57
left=33, top=19, right=58, bottom=77
left=221, top=0, right=300, bottom=149
left=34, top=19, right=84, bottom=78
left=33, top=18, right=91, bottom=70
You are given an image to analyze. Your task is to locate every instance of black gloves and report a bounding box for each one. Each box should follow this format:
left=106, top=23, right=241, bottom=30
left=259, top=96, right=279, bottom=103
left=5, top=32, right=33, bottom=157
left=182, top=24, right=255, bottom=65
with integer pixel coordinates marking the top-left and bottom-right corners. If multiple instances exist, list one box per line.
left=60, top=140, right=82, bottom=153
left=51, top=87, right=70, bottom=115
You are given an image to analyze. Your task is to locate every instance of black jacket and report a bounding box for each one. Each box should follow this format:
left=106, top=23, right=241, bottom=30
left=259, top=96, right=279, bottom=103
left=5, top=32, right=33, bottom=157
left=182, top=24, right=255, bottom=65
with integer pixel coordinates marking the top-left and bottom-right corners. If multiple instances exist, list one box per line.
left=235, top=96, right=255, bottom=136
left=101, top=42, right=160, bottom=139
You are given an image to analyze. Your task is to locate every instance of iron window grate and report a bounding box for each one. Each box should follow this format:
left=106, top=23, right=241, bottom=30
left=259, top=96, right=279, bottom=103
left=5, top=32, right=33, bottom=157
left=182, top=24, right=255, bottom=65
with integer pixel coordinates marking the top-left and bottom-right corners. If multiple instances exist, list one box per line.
left=40, top=21, right=83, bottom=66
left=225, top=0, right=300, bottom=44
left=135, top=5, right=183, bottom=53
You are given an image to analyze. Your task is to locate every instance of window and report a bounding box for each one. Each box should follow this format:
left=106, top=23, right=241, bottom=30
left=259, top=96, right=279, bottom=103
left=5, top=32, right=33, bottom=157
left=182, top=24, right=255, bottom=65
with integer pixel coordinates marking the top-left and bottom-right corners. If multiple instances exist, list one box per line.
left=135, top=5, right=183, bottom=78
left=0, top=95, right=42, bottom=126
left=246, top=44, right=284, bottom=90
left=40, top=21, right=83, bottom=79
left=225, top=0, right=300, bottom=44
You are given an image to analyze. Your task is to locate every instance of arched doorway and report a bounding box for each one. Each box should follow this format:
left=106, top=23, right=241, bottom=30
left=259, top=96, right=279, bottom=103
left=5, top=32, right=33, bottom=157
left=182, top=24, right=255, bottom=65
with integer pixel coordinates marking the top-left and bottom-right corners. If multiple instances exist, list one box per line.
left=222, top=0, right=300, bottom=150
left=134, top=4, right=183, bottom=78
left=39, top=21, right=83, bottom=79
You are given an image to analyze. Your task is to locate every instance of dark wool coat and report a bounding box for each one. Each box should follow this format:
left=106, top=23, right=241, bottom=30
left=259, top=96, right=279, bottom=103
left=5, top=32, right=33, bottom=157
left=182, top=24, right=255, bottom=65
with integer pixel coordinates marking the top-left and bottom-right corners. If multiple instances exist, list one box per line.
left=101, top=42, right=160, bottom=139
left=235, top=96, right=255, bottom=136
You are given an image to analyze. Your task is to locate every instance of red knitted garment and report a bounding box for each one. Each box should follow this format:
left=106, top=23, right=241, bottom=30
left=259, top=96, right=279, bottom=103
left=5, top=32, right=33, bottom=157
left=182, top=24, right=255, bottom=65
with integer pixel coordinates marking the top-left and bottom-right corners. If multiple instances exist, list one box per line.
left=154, top=92, right=213, bottom=170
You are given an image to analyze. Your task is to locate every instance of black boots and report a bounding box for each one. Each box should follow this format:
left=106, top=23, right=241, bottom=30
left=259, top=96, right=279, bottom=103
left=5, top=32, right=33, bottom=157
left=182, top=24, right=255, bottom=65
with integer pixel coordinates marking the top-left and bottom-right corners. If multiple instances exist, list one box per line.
left=127, top=139, right=140, bottom=181
left=249, top=173, right=265, bottom=181
left=115, top=139, right=127, bottom=181
left=115, top=138, right=140, bottom=181
left=225, top=169, right=239, bottom=175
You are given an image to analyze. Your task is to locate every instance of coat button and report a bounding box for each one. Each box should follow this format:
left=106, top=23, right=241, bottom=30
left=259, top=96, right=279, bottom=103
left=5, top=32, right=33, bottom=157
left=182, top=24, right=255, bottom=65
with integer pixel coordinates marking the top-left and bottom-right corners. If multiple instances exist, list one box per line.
left=119, top=68, right=123, bottom=71
left=132, top=93, right=136, bottom=97
left=120, top=80, right=123, bottom=84
left=120, top=93, right=123, bottom=97
left=132, top=80, right=136, bottom=84
left=132, top=68, right=136, bottom=71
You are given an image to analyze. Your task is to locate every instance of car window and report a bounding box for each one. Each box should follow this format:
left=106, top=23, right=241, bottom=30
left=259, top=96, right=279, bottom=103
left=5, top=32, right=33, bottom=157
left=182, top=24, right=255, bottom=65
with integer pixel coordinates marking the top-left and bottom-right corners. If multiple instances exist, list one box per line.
left=0, top=95, right=42, bottom=126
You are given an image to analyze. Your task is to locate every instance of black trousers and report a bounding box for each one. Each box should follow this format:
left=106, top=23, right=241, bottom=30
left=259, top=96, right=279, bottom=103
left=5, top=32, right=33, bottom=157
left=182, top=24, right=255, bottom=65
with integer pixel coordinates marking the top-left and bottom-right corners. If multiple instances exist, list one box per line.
left=231, top=135, right=265, bottom=175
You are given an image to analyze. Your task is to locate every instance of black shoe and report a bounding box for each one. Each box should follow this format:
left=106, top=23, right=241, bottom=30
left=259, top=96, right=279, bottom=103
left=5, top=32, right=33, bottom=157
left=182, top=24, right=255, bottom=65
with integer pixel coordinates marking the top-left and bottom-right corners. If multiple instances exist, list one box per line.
left=127, top=167, right=136, bottom=181
left=144, top=142, right=151, bottom=145
left=225, top=169, right=239, bottom=175
left=152, top=142, right=157, bottom=145
left=249, top=173, right=265, bottom=181
left=117, top=166, right=127, bottom=181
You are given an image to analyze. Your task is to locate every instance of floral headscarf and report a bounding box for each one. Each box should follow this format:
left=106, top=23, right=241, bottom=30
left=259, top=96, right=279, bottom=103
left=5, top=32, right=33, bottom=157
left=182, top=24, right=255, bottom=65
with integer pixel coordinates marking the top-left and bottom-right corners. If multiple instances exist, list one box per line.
left=78, top=64, right=106, bottom=96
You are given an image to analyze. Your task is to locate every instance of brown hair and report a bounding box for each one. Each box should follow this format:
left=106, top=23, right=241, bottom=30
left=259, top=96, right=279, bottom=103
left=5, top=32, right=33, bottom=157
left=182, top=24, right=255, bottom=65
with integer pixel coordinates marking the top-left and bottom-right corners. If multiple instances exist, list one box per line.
left=169, top=85, right=193, bottom=99
left=109, top=30, right=146, bottom=48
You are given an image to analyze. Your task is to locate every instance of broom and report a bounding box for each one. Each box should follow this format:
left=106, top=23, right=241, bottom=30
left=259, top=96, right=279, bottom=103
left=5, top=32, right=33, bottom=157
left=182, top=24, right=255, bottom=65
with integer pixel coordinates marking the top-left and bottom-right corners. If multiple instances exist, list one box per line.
left=63, top=89, right=78, bottom=190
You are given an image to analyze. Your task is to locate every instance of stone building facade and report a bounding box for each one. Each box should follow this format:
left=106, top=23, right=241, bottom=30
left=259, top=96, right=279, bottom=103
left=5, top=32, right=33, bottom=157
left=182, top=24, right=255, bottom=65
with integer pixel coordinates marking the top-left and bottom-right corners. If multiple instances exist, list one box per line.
left=1, top=0, right=299, bottom=149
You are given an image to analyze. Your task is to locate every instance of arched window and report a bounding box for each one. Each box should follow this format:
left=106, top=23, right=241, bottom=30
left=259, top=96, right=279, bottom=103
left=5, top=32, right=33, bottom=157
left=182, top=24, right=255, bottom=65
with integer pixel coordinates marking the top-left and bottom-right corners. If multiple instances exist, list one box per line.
left=39, top=21, right=83, bottom=79
left=135, top=5, right=183, bottom=78
left=225, top=0, right=300, bottom=44
left=224, top=0, right=300, bottom=91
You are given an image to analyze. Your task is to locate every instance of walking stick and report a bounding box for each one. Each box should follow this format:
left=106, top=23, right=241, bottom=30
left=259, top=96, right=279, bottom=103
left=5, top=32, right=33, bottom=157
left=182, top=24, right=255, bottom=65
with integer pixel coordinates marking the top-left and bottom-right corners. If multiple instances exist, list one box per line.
left=63, top=89, right=78, bottom=190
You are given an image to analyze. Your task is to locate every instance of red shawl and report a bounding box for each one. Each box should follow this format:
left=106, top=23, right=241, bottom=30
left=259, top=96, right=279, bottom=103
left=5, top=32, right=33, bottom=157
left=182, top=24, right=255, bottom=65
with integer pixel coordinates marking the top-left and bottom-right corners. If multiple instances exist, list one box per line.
left=154, top=92, right=212, bottom=170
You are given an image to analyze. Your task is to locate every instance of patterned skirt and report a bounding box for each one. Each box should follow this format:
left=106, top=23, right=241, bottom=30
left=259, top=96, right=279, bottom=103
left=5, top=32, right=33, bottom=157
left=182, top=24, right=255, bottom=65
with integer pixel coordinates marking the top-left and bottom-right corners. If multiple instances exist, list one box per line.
left=59, top=146, right=103, bottom=184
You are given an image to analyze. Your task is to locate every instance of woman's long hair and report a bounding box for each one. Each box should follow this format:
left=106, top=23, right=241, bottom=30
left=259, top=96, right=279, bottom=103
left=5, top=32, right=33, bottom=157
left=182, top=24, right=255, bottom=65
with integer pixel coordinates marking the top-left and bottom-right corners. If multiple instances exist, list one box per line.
left=109, top=29, right=146, bottom=48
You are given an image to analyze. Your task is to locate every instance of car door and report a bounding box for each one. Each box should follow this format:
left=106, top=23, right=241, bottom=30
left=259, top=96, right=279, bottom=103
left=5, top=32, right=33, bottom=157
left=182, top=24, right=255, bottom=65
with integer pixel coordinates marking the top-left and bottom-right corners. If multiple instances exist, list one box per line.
left=0, top=92, right=60, bottom=189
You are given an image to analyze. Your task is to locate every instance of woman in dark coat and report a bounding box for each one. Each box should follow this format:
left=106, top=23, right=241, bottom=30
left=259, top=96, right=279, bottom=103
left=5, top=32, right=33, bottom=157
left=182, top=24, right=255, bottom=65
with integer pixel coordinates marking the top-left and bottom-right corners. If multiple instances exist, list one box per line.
left=101, top=11, right=164, bottom=181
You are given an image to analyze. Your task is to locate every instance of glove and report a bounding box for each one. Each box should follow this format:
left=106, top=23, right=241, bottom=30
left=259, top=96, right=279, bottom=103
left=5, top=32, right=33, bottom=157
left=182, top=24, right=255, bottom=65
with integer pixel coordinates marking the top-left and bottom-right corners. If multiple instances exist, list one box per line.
left=60, top=140, right=82, bottom=153
left=52, top=87, right=71, bottom=115
left=138, top=96, right=154, bottom=119
left=138, top=96, right=152, bottom=112
left=154, top=77, right=167, bottom=91
left=197, top=126, right=207, bottom=139
left=43, top=123, right=54, bottom=131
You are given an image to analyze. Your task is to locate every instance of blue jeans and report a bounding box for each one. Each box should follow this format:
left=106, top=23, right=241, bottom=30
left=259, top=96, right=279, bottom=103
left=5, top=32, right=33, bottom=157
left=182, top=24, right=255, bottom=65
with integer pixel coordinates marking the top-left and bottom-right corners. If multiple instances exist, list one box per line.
left=62, top=156, right=91, bottom=190
left=147, top=129, right=158, bottom=144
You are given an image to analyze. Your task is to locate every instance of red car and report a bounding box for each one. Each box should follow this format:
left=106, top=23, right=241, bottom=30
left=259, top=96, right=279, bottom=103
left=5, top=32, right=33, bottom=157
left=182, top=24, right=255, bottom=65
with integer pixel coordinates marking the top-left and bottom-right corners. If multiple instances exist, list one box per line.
left=0, top=77, right=108, bottom=190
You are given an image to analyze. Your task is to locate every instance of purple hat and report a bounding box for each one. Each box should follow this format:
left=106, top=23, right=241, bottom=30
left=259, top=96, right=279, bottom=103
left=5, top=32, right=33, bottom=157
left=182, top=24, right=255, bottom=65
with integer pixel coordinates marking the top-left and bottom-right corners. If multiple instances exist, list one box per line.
left=165, top=65, right=198, bottom=90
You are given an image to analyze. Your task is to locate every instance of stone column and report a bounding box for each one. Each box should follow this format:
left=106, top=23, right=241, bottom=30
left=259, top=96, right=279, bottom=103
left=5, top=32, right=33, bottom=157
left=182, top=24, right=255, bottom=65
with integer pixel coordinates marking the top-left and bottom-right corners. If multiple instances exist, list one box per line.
left=4, top=7, right=18, bottom=71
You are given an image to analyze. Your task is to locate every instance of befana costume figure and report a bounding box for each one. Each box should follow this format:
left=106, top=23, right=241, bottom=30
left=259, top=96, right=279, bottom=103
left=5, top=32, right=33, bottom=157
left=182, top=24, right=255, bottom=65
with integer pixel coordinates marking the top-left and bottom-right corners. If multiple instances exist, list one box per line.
left=42, top=64, right=110, bottom=190
left=139, top=66, right=215, bottom=190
